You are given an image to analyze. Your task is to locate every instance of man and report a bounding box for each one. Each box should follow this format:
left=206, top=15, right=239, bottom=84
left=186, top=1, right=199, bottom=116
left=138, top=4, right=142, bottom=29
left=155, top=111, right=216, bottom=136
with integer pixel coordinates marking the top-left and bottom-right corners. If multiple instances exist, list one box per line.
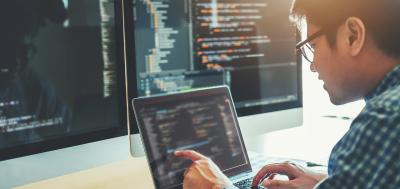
left=176, top=0, right=400, bottom=188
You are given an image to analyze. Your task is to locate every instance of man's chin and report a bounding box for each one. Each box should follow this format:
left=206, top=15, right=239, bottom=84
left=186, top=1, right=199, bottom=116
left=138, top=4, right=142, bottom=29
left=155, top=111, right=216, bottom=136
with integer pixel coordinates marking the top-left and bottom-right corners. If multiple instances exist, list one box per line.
left=328, top=93, right=359, bottom=105
left=329, top=97, right=346, bottom=105
left=324, top=84, right=363, bottom=105
left=324, top=86, right=346, bottom=105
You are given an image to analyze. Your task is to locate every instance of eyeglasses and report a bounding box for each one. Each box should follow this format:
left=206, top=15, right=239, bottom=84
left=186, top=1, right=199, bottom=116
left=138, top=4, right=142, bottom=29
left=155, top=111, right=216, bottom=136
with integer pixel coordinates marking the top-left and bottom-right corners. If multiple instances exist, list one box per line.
left=296, top=30, right=324, bottom=64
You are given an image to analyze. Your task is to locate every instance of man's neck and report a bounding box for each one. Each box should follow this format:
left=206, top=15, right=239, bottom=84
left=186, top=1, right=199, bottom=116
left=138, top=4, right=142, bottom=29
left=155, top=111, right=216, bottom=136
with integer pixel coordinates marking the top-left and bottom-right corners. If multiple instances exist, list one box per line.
left=358, top=51, right=400, bottom=97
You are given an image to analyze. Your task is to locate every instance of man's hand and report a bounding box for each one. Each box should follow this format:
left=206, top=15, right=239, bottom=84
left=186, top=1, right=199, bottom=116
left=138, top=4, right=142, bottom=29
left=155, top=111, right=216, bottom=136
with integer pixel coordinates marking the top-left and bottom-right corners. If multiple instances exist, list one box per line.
left=251, top=162, right=326, bottom=189
left=175, top=150, right=234, bottom=189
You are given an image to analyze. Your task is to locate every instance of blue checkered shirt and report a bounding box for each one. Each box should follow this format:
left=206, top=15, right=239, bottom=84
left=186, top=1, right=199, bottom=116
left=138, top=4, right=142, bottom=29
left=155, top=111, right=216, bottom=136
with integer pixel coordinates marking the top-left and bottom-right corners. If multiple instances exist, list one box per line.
left=315, top=65, right=400, bottom=188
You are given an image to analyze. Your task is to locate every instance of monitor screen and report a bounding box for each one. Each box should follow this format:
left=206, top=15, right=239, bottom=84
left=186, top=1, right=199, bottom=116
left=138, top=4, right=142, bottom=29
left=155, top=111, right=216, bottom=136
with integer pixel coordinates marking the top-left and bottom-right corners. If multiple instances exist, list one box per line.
left=0, top=0, right=127, bottom=160
left=127, top=0, right=302, bottom=127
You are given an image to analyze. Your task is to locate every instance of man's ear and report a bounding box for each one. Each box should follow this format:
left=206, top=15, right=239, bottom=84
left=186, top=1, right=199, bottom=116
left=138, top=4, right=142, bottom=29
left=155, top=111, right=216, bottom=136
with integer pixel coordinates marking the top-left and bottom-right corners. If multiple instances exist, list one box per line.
left=345, top=17, right=366, bottom=56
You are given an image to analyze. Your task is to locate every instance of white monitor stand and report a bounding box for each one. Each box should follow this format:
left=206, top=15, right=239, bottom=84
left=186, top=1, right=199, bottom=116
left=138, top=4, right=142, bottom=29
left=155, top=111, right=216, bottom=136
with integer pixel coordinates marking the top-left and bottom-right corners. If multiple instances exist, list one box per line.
left=129, top=108, right=303, bottom=157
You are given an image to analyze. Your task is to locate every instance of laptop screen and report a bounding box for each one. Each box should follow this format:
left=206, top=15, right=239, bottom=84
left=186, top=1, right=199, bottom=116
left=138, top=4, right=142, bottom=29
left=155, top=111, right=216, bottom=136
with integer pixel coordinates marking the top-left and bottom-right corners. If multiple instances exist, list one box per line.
left=133, top=86, right=251, bottom=189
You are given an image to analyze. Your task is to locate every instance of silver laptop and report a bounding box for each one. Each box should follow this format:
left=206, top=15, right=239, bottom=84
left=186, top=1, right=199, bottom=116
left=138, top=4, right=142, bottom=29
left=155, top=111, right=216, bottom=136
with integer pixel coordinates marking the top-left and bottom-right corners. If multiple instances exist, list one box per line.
left=132, top=86, right=263, bottom=189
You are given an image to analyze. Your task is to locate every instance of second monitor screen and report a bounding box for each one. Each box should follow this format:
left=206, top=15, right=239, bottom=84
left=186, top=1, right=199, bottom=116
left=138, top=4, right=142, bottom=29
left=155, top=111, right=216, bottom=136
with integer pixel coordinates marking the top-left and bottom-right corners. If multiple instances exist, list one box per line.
left=132, top=0, right=299, bottom=116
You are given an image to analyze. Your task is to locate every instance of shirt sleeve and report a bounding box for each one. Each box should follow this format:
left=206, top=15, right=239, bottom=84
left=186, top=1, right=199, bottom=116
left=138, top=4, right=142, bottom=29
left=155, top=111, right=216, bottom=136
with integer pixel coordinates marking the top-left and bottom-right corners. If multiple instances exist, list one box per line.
left=314, top=107, right=400, bottom=189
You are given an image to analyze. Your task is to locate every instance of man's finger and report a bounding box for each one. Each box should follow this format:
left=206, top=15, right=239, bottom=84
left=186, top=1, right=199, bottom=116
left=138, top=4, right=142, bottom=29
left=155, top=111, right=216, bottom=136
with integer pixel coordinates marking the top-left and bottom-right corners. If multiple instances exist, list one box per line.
left=251, top=163, right=299, bottom=187
left=262, top=179, right=294, bottom=189
left=175, top=150, right=208, bottom=161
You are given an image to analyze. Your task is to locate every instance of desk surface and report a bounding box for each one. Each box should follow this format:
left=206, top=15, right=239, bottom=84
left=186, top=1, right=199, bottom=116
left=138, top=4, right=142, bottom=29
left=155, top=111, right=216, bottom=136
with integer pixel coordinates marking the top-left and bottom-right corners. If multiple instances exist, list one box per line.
left=15, top=157, right=154, bottom=189
left=16, top=116, right=351, bottom=189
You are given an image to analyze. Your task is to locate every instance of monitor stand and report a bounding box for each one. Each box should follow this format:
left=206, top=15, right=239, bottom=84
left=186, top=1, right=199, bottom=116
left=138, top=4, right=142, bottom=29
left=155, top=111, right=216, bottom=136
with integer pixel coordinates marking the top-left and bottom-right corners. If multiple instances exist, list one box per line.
left=129, top=134, right=146, bottom=157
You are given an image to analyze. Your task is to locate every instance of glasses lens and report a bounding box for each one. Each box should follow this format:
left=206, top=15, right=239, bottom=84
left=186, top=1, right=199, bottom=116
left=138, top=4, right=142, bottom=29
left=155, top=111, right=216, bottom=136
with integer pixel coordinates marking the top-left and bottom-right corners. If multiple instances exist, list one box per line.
left=300, top=44, right=314, bottom=63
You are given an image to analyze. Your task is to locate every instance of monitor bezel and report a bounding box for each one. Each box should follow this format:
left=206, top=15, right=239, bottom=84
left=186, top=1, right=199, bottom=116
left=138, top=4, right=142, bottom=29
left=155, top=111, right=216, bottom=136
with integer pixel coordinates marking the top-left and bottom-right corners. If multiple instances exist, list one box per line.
left=0, top=0, right=129, bottom=161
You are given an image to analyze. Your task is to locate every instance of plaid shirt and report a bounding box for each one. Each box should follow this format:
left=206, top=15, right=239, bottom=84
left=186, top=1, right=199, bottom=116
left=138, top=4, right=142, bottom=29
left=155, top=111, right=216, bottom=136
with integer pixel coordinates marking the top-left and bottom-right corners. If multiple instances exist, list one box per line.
left=316, top=65, right=400, bottom=189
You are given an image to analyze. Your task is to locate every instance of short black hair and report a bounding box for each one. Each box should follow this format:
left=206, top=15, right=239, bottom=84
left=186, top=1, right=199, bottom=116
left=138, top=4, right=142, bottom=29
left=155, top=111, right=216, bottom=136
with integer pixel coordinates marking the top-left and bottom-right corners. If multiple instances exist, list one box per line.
left=290, top=0, right=400, bottom=58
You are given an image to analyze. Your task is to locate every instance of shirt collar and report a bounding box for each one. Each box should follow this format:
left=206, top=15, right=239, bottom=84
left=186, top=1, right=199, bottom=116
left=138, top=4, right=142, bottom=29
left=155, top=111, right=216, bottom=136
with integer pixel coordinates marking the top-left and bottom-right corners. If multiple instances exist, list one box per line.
left=365, top=64, right=400, bottom=101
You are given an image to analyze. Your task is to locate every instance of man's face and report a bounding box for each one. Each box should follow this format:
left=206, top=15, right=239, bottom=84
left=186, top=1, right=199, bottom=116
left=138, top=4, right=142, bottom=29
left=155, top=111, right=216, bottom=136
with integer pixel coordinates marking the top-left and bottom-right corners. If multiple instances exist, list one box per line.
left=307, top=23, right=361, bottom=105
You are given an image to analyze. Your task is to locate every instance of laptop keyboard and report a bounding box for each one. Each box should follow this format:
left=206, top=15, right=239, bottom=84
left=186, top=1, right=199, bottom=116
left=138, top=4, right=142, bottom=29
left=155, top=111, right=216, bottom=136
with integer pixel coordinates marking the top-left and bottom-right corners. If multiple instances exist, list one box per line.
left=231, top=152, right=307, bottom=189
left=233, top=178, right=265, bottom=189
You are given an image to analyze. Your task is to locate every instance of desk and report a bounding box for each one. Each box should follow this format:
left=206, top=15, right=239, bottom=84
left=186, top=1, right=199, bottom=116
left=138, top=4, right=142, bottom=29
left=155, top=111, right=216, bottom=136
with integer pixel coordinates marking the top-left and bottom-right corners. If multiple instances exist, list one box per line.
left=15, top=116, right=351, bottom=189
left=15, top=157, right=154, bottom=189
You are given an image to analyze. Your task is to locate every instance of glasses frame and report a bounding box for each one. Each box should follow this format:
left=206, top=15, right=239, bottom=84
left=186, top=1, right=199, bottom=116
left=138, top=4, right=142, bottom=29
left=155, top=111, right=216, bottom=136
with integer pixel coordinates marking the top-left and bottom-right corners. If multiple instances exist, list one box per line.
left=296, top=29, right=324, bottom=63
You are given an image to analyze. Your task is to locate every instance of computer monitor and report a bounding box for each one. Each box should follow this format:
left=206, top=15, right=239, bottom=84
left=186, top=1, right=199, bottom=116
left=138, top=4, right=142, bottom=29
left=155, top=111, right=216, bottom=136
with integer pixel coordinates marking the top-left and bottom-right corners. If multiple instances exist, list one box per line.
left=126, top=0, right=303, bottom=156
left=0, top=0, right=128, bottom=161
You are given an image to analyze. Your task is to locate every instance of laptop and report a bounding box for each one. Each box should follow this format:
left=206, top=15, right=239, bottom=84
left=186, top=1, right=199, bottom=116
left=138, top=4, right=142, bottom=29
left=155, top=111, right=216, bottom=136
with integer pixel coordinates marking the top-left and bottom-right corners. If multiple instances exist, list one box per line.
left=132, top=86, right=264, bottom=189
